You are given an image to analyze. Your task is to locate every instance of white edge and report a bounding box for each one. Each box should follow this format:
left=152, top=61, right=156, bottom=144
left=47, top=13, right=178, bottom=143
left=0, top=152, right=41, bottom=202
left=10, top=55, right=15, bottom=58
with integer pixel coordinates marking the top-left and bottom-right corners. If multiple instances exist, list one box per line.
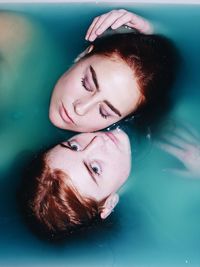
left=0, top=0, right=200, bottom=4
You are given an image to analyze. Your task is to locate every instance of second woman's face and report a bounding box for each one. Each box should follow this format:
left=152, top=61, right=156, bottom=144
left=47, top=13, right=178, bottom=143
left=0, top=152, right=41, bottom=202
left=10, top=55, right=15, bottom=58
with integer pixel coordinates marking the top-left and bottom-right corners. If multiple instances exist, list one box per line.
left=49, top=54, right=142, bottom=132
left=47, top=130, right=131, bottom=201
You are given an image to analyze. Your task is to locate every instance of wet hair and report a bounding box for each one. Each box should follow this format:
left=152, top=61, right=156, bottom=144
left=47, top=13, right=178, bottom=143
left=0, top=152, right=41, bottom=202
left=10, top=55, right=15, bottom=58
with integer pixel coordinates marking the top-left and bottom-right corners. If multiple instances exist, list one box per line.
left=82, top=32, right=179, bottom=124
left=21, top=151, right=106, bottom=240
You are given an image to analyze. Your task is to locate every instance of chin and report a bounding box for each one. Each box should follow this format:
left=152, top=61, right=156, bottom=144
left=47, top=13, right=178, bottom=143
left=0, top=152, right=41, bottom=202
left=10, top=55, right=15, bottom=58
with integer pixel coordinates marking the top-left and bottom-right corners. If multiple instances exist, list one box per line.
left=81, top=127, right=103, bottom=133
left=49, top=109, right=56, bottom=125
left=49, top=109, right=64, bottom=129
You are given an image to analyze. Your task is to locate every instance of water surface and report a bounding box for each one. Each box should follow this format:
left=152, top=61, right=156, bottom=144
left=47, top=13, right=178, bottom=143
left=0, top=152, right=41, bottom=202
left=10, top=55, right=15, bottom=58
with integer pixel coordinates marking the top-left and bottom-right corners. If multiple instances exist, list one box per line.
left=0, top=3, right=200, bottom=267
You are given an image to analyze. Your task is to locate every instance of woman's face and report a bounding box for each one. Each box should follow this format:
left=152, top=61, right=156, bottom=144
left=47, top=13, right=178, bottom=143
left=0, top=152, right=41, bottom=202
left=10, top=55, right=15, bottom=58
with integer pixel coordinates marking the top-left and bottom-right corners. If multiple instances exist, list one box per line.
left=49, top=54, right=142, bottom=132
left=47, top=130, right=131, bottom=201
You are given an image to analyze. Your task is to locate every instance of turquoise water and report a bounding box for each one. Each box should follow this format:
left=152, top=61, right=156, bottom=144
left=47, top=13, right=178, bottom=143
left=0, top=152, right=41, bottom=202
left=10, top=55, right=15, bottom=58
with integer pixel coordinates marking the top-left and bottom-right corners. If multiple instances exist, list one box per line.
left=0, top=3, right=200, bottom=267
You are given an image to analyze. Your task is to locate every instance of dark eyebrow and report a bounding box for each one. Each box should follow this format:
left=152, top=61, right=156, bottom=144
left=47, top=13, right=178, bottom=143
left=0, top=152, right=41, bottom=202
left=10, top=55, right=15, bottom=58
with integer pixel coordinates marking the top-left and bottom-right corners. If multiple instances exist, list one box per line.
left=89, top=65, right=122, bottom=117
left=104, top=100, right=122, bottom=117
left=83, top=161, right=98, bottom=186
left=89, top=65, right=100, bottom=91
left=60, top=143, right=70, bottom=149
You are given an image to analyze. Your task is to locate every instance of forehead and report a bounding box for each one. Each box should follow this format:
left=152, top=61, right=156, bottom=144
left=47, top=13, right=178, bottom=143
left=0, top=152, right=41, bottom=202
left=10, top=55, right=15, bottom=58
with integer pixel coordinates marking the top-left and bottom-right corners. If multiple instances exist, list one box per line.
left=47, top=146, right=98, bottom=194
left=85, top=54, right=132, bottom=80
left=83, top=55, right=141, bottom=114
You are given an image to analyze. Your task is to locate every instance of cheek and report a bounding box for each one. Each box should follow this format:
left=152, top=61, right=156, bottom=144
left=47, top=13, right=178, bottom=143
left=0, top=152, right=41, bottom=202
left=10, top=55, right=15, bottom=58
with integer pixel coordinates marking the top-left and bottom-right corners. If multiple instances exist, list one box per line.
left=111, top=153, right=131, bottom=176
left=54, top=71, right=82, bottom=100
left=61, top=78, right=78, bottom=98
left=109, top=162, right=130, bottom=186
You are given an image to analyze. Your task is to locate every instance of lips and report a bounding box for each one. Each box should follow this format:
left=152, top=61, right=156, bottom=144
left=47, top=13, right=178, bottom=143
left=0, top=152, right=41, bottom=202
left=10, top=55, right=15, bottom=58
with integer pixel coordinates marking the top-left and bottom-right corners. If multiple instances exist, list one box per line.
left=59, top=102, right=75, bottom=124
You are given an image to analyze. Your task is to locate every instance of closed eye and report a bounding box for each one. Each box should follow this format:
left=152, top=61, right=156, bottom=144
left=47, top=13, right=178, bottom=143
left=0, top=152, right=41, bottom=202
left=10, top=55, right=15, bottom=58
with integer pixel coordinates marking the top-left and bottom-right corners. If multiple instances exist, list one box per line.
left=81, top=77, right=94, bottom=92
left=99, top=105, right=111, bottom=119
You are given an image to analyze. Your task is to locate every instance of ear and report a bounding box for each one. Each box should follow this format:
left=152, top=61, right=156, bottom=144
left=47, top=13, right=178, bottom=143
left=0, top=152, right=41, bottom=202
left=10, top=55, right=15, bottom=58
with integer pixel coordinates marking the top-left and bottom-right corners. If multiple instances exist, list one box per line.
left=74, top=45, right=94, bottom=63
left=100, top=193, right=119, bottom=220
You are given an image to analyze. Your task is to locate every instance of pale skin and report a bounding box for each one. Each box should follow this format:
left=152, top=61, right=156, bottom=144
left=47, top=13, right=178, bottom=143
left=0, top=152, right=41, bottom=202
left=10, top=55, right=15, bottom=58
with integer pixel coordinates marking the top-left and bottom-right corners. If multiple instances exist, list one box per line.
left=46, top=129, right=132, bottom=219
left=158, top=124, right=200, bottom=178
left=85, top=9, right=153, bottom=42
left=49, top=9, right=152, bottom=132
left=49, top=53, right=142, bottom=132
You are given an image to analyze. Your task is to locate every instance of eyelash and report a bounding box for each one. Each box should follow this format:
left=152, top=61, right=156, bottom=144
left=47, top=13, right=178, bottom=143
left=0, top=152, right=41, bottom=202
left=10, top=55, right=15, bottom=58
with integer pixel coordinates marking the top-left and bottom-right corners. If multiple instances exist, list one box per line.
left=90, top=162, right=101, bottom=176
left=66, top=140, right=80, bottom=151
left=99, top=105, right=110, bottom=119
left=81, top=77, right=111, bottom=120
left=81, top=77, right=93, bottom=92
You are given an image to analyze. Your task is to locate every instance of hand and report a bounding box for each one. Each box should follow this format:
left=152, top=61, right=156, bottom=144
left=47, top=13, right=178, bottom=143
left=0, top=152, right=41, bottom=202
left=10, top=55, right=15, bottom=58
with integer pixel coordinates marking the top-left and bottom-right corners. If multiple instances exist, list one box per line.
left=85, top=9, right=153, bottom=42
left=158, top=124, right=200, bottom=178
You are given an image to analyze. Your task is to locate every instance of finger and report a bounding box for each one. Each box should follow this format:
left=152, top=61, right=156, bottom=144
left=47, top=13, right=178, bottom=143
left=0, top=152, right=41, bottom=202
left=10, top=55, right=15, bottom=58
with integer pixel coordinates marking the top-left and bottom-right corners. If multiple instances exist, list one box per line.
left=111, top=12, right=134, bottom=30
left=111, top=12, right=152, bottom=34
left=95, top=10, right=127, bottom=34
left=124, top=12, right=153, bottom=34
left=185, top=123, right=200, bottom=139
left=162, top=168, right=192, bottom=178
left=126, top=20, right=153, bottom=34
left=86, top=12, right=114, bottom=41
left=169, top=168, right=200, bottom=179
left=157, top=142, right=185, bottom=162
left=85, top=16, right=100, bottom=40
left=172, top=121, right=200, bottom=144
left=162, top=134, right=191, bottom=151
left=88, top=11, right=126, bottom=41
left=85, top=14, right=110, bottom=40
left=174, top=127, right=199, bottom=145
left=182, top=122, right=200, bottom=141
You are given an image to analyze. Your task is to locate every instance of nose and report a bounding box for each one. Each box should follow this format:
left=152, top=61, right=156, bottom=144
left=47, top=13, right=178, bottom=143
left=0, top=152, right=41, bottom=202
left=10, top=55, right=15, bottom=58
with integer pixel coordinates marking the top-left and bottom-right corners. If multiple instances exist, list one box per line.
left=84, top=135, right=108, bottom=153
left=73, top=97, right=98, bottom=116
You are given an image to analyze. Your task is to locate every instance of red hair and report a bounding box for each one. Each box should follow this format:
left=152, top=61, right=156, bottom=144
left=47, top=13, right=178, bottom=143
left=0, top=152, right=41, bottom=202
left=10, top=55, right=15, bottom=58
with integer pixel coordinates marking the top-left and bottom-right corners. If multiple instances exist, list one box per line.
left=27, top=153, right=106, bottom=237
left=83, top=32, right=179, bottom=121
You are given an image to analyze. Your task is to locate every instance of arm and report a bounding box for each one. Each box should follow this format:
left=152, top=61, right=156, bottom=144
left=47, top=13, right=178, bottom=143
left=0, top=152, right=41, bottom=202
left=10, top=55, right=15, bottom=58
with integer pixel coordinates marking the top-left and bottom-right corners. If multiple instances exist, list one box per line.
left=85, top=9, right=153, bottom=42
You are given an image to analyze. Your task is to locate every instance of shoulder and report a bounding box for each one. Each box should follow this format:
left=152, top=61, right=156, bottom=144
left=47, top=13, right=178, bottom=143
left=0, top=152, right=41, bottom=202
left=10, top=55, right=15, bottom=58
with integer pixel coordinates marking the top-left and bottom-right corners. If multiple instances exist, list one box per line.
left=0, top=11, right=42, bottom=54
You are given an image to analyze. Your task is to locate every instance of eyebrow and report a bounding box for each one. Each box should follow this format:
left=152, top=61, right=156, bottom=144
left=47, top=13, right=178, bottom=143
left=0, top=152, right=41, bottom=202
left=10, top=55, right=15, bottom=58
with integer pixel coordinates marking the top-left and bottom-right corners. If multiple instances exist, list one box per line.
left=60, top=143, right=70, bottom=149
left=89, top=65, right=122, bottom=117
left=83, top=161, right=98, bottom=186
left=104, top=100, right=122, bottom=117
left=89, top=65, right=99, bottom=91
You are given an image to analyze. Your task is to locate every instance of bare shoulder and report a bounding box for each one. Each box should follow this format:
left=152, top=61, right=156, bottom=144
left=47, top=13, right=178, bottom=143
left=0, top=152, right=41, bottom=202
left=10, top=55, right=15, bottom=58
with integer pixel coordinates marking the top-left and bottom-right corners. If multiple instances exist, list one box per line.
left=0, top=11, right=40, bottom=53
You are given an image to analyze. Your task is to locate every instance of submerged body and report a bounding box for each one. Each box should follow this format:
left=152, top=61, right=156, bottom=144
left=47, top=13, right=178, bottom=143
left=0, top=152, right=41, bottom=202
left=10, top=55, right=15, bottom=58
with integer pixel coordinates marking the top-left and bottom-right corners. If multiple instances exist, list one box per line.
left=0, top=11, right=64, bottom=168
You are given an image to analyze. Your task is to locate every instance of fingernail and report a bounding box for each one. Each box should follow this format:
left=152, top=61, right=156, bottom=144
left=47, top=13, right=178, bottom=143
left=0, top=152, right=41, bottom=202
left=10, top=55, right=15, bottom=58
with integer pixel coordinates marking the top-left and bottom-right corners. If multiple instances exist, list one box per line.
left=111, top=25, right=117, bottom=29
left=96, top=29, right=102, bottom=34
left=90, top=35, right=95, bottom=41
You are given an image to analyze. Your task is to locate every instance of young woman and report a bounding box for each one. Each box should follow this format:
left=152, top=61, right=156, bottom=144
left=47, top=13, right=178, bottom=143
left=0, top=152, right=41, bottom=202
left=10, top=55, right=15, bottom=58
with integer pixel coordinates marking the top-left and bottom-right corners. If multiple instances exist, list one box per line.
left=24, top=129, right=132, bottom=238
left=0, top=9, right=178, bottom=134
left=49, top=9, right=178, bottom=132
